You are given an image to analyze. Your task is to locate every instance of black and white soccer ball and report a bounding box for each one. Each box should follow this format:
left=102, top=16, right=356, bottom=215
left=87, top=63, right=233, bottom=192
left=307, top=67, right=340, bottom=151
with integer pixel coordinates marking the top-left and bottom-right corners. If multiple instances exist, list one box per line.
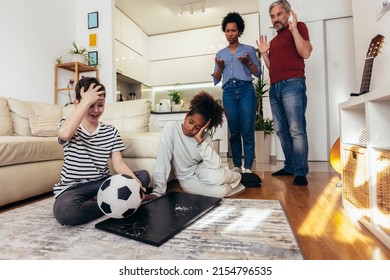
left=97, top=174, right=142, bottom=219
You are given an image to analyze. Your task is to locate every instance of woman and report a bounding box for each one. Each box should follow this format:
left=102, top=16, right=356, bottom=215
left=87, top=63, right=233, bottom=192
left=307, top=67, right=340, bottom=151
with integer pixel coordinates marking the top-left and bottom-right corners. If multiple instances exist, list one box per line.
left=213, top=12, right=261, bottom=173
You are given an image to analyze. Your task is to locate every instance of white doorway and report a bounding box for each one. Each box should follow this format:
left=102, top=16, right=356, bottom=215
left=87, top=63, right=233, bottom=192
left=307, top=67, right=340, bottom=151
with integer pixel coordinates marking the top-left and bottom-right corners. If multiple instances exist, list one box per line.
left=274, top=17, right=356, bottom=162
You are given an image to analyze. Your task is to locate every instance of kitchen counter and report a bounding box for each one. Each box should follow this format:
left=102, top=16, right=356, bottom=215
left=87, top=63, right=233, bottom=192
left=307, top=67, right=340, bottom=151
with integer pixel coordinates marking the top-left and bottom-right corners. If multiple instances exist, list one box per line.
left=151, top=111, right=188, bottom=114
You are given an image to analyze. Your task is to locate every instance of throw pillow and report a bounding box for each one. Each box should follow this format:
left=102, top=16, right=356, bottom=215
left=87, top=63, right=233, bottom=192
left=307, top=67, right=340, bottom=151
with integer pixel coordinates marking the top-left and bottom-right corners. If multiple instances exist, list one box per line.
left=7, top=97, right=62, bottom=136
left=0, top=97, right=13, bottom=136
left=29, top=114, right=59, bottom=137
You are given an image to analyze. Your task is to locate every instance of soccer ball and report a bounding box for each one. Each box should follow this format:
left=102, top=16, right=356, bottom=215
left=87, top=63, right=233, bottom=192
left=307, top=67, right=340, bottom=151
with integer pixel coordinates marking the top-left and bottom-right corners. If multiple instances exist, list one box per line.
left=97, top=174, right=142, bottom=219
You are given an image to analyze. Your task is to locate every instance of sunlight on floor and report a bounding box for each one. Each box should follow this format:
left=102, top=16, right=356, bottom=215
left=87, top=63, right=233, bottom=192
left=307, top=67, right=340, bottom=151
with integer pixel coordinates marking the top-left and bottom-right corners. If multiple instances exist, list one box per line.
left=332, top=211, right=374, bottom=247
left=296, top=176, right=374, bottom=248
left=373, top=206, right=390, bottom=231
left=194, top=206, right=235, bottom=230
left=297, top=178, right=341, bottom=237
left=224, top=208, right=272, bottom=232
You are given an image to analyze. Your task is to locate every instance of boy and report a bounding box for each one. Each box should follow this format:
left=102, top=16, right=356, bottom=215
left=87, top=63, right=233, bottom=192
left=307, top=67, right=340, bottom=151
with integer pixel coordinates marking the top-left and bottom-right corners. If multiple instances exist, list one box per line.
left=53, top=77, right=150, bottom=225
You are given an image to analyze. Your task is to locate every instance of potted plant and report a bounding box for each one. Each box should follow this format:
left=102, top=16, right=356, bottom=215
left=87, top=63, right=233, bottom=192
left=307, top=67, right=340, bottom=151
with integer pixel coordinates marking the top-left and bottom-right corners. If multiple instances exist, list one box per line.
left=61, top=41, right=89, bottom=64
left=54, top=56, right=63, bottom=64
left=168, top=90, right=184, bottom=111
left=254, top=67, right=274, bottom=163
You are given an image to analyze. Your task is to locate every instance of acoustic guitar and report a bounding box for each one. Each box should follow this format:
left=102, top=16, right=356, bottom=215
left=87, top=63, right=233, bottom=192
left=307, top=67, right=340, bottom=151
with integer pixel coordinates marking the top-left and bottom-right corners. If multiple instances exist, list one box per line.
left=329, top=34, right=385, bottom=174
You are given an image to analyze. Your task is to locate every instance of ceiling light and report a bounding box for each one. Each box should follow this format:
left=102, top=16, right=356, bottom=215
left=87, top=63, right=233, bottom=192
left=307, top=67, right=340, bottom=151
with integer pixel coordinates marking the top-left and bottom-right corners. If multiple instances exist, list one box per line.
left=178, top=8, right=183, bottom=16
left=178, top=1, right=205, bottom=16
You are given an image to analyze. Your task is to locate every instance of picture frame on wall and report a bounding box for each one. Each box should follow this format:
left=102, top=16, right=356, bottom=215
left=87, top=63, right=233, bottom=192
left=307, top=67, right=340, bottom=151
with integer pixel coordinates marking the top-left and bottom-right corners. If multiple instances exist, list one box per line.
left=88, top=11, right=99, bottom=29
left=89, top=33, right=97, bottom=47
left=88, top=51, right=98, bottom=66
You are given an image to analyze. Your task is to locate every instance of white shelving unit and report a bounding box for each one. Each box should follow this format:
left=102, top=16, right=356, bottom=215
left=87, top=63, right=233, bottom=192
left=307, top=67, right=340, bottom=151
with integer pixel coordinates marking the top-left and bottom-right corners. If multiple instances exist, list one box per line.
left=54, top=62, right=99, bottom=104
left=339, top=88, right=390, bottom=249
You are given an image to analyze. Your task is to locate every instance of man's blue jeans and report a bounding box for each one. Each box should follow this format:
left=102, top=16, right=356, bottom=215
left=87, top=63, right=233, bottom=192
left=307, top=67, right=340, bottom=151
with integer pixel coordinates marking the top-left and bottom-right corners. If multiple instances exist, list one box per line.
left=270, top=78, right=309, bottom=176
left=222, top=80, right=256, bottom=169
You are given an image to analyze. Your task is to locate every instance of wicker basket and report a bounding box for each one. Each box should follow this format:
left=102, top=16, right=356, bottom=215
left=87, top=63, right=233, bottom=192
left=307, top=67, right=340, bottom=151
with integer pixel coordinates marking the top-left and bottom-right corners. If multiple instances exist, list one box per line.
left=342, top=145, right=370, bottom=210
left=376, top=149, right=390, bottom=234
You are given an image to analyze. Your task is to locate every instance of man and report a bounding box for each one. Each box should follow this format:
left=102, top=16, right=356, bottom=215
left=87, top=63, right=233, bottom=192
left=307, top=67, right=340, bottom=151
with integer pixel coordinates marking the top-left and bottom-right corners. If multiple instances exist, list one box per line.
left=257, top=0, right=312, bottom=186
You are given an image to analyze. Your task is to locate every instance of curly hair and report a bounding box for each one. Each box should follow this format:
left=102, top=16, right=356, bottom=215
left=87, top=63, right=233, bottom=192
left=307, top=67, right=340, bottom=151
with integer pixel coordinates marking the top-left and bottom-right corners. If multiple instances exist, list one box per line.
left=75, top=77, right=106, bottom=101
left=221, top=12, right=245, bottom=34
left=188, top=91, right=225, bottom=130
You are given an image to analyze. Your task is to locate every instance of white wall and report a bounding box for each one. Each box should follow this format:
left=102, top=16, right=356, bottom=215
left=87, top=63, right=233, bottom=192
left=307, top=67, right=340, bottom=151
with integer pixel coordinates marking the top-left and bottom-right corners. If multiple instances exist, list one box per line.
left=0, top=0, right=76, bottom=103
left=259, top=0, right=354, bottom=161
left=75, top=0, right=115, bottom=103
left=352, top=0, right=390, bottom=92
left=259, top=0, right=352, bottom=36
left=0, top=0, right=115, bottom=104
left=326, top=17, right=357, bottom=148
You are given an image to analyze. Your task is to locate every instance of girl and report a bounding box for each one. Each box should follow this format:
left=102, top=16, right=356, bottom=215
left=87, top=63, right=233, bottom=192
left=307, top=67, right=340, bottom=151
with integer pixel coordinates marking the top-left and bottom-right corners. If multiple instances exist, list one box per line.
left=145, top=91, right=245, bottom=200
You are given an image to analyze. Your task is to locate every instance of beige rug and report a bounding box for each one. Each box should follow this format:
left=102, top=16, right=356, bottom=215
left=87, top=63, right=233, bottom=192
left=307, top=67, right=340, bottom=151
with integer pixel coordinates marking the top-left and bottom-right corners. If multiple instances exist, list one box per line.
left=0, top=197, right=303, bottom=260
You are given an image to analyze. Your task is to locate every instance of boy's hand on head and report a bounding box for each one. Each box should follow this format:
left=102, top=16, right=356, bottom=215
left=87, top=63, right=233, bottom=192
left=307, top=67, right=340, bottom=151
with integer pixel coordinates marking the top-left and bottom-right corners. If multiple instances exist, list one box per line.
left=195, top=119, right=211, bottom=144
left=80, top=83, right=105, bottom=106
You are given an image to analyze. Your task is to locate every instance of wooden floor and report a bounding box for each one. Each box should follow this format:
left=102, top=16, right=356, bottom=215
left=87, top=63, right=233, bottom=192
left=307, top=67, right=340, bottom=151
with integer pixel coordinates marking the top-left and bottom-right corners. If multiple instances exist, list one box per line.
left=169, top=161, right=390, bottom=260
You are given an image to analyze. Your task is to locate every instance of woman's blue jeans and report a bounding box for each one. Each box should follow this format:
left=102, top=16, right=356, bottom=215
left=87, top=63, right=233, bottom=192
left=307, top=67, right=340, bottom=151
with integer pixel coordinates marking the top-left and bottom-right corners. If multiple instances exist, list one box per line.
left=222, top=80, right=256, bottom=169
left=270, top=78, right=309, bottom=176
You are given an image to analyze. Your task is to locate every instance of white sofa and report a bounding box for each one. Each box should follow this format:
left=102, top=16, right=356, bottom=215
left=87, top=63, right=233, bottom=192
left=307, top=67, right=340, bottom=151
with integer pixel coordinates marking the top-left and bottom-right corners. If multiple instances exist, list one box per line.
left=0, top=97, right=160, bottom=207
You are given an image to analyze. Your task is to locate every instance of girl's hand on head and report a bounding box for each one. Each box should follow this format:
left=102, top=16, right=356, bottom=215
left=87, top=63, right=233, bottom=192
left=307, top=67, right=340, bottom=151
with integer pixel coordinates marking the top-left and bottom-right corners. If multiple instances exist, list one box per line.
left=195, top=119, right=211, bottom=144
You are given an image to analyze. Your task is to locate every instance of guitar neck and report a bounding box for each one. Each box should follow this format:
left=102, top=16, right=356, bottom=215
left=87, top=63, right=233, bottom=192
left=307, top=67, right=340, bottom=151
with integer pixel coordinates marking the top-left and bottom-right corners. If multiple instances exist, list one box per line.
left=359, top=57, right=374, bottom=94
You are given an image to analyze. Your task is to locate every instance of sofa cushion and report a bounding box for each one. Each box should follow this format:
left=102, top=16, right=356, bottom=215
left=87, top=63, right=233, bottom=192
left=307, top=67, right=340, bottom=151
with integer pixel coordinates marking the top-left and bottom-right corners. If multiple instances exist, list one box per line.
left=0, top=136, right=63, bottom=167
left=7, top=98, right=62, bottom=136
left=101, top=99, right=151, bottom=133
left=120, top=132, right=161, bottom=159
left=0, top=97, right=13, bottom=136
left=29, top=114, right=58, bottom=137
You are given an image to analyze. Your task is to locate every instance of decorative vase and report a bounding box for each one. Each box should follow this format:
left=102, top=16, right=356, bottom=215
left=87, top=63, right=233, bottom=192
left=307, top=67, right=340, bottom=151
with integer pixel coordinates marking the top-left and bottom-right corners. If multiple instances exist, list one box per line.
left=62, top=54, right=87, bottom=64
left=172, top=102, right=184, bottom=112
left=255, top=131, right=271, bottom=163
